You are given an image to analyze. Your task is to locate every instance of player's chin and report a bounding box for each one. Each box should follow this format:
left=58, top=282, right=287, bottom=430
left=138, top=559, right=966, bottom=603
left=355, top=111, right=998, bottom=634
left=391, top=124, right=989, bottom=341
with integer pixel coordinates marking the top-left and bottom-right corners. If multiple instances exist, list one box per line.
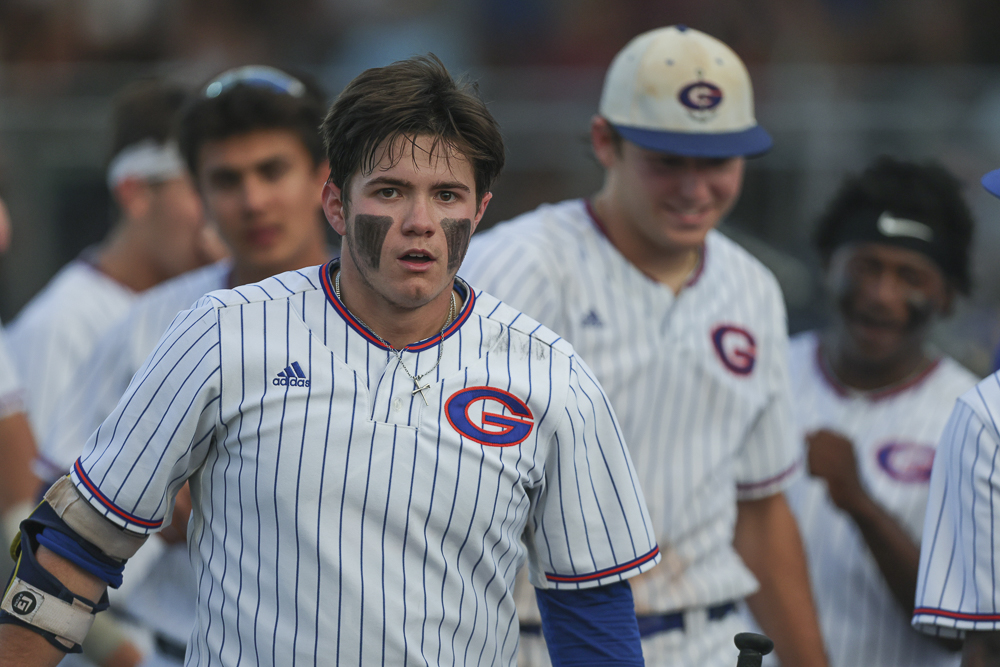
left=391, top=272, right=451, bottom=308
left=847, top=320, right=907, bottom=360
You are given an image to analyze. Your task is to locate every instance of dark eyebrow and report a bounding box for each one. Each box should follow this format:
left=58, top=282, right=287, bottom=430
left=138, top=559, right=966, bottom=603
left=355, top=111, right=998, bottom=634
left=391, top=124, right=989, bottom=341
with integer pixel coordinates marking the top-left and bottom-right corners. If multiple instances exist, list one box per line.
left=434, top=181, right=471, bottom=193
left=366, top=176, right=411, bottom=189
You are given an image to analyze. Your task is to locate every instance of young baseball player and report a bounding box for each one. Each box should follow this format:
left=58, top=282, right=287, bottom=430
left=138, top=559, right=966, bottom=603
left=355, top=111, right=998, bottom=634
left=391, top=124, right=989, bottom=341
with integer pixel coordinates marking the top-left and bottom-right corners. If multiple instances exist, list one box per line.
left=912, top=168, right=1000, bottom=666
left=0, top=55, right=658, bottom=667
left=462, top=25, right=827, bottom=667
left=777, top=157, right=975, bottom=667
left=27, top=66, right=332, bottom=667
left=5, top=79, right=225, bottom=439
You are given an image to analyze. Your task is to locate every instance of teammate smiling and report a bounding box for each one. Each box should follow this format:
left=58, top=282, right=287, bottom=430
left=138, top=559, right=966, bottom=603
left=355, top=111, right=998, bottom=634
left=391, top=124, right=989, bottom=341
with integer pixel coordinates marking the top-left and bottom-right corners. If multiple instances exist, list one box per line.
left=0, top=55, right=658, bottom=667
left=463, top=25, right=827, bottom=667
left=783, top=157, right=976, bottom=667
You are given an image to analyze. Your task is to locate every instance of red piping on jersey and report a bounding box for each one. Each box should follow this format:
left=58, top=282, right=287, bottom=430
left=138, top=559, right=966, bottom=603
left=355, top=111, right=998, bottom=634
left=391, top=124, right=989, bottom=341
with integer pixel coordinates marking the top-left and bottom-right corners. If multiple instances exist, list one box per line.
left=583, top=199, right=706, bottom=287
left=545, top=545, right=660, bottom=583
left=814, top=341, right=942, bottom=401
left=320, top=260, right=474, bottom=352
left=914, top=607, right=1000, bottom=622
left=736, top=460, right=800, bottom=492
left=73, top=459, right=163, bottom=529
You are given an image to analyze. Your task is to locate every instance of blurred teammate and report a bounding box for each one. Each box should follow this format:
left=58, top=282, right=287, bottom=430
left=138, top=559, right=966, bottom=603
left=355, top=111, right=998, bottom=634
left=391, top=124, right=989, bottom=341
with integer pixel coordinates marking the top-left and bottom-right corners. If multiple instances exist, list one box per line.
left=781, top=157, right=974, bottom=667
left=0, top=55, right=658, bottom=667
left=0, top=198, right=40, bottom=551
left=32, top=66, right=331, bottom=666
left=463, top=25, right=826, bottom=667
left=5, top=79, right=225, bottom=439
left=40, top=65, right=331, bottom=484
left=913, top=167, right=1000, bottom=666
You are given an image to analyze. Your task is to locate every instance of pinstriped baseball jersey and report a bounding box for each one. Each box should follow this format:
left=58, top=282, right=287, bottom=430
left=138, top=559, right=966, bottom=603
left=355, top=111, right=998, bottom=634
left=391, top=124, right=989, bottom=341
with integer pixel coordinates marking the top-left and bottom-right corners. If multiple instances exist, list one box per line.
left=69, top=260, right=659, bottom=666
left=785, top=331, right=974, bottom=667
left=39, top=260, right=232, bottom=480
left=462, top=198, right=799, bottom=618
left=7, top=258, right=135, bottom=434
left=0, top=322, right=24, bottom=420
left=914, top=373, right=1000, bottom=637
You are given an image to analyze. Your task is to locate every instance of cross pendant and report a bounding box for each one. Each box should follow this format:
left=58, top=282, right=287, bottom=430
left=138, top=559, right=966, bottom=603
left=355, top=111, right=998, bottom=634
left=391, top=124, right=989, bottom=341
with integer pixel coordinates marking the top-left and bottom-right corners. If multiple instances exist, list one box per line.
left=412, top=382, right=431, bottom=405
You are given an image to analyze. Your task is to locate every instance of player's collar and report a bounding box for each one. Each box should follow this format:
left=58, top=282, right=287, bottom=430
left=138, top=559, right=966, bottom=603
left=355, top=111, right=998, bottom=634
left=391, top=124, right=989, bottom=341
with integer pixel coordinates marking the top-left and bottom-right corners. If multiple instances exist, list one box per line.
left=583, top=198, right=706, bottom=288
left=814, top=337, right=942, bottom=401
left=319, top=259, right=474, bottom=352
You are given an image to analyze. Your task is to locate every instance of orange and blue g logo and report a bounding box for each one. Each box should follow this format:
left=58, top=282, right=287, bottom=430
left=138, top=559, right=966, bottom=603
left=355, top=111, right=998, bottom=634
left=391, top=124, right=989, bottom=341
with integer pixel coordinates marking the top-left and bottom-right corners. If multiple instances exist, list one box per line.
left=445, top=386, right=535, bottom=447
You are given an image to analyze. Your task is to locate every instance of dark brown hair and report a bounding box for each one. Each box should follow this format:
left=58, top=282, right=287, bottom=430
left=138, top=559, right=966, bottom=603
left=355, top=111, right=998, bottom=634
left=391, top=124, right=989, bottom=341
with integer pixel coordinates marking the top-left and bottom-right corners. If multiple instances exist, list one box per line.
left=109, top=79, right=188, bottom=160
left=322, top=54, right=505, bottom=204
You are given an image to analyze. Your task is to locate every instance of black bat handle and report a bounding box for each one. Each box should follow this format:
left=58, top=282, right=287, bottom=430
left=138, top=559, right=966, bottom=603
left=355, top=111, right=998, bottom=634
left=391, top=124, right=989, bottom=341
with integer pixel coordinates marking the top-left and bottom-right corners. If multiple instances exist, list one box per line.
left=735, top=632, right=774, bottom=667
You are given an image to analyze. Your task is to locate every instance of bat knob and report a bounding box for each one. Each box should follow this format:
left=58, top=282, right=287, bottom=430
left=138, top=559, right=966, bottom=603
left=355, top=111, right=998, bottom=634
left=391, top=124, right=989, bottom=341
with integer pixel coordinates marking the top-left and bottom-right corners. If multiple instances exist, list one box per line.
left=734, top=632, right=774, bottom=667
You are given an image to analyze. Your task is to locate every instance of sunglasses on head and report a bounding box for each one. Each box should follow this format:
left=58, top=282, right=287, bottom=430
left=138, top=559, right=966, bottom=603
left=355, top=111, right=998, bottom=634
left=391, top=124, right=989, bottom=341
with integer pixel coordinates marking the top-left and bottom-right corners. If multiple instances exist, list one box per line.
left=203, top=65, right=306, bottom=99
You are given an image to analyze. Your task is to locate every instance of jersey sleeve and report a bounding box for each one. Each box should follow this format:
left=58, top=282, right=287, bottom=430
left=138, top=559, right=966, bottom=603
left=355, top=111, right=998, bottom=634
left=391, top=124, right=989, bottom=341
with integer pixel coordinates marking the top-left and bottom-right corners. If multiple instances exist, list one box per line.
left=733, top=281, right=800, bottom=500
left=40, top=315, right=149, bottom=479
left=69, top=300, right=222, bottom=535
left=524, top=354, right=660, bottom=590
left=913, top=389, right=1000, bottom=637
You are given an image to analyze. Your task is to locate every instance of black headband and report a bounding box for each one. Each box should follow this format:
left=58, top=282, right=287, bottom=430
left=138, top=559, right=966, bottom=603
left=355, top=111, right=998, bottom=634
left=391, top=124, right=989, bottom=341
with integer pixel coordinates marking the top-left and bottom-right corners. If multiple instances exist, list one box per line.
left=827, top=206, right=960, bottom=283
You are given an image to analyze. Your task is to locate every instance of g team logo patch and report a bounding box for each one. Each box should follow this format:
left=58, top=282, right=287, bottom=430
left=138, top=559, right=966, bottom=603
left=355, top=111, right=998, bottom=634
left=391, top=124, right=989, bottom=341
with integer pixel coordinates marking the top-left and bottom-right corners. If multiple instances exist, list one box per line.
left=446, top=386, right=534, bottom=447
left=712, top=325, right=756, bottom=375
left=876, top=442, right=935, bottom=483
left=678, top=81, right=723, bottom=121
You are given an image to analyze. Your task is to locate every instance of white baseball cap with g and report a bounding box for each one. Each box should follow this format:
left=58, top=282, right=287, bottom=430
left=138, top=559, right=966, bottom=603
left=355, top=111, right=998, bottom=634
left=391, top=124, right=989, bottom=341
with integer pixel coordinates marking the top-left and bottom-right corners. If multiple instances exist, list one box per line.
left=599, top=25, right=772, bottom=158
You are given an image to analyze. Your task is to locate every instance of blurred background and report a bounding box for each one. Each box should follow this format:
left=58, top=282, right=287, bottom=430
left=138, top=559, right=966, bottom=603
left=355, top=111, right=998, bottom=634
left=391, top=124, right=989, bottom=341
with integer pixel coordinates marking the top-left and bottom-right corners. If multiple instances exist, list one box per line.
left=2, top=0, right=1000, bottom=372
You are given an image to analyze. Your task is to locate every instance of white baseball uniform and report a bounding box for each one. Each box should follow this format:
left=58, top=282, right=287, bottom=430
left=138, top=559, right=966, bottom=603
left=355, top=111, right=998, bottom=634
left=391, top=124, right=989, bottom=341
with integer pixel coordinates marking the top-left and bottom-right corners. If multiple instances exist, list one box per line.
left=69, top=260, right=660, bottom=666
left=40, top=260, right=232, bottom=480
left=914, top=372, right=1000, bottom=637
left=461, top=199, right=799, bottom=667
left=785, top=331, right=974, bottom=667
left=7, top=258, right=136, bottom=435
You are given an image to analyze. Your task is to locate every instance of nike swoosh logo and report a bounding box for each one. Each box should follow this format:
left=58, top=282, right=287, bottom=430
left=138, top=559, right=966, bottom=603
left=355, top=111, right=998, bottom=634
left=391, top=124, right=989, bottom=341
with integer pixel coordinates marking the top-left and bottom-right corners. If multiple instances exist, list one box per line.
left=877, top=212, right=933, bottom=242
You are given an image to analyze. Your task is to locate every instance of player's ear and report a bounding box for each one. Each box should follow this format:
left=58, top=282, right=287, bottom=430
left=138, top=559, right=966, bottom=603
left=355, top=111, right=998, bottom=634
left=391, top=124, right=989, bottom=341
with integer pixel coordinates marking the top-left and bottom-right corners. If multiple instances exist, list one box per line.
left=470, top=191, right=492, bottom=234
left=322, top=180, right=347, bottom=236
left=591, top=116, right=619, bottom=169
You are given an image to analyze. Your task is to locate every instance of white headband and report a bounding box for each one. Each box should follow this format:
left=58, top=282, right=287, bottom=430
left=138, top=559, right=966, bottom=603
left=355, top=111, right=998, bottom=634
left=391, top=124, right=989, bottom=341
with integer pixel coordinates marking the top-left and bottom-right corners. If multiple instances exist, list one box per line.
left=106, top=139, right=186, bottom=189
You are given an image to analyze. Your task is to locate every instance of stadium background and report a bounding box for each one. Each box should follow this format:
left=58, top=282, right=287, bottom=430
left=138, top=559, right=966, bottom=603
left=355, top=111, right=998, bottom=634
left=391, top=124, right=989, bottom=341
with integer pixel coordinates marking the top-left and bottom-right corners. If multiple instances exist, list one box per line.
left=2, top=0, right=1000, bottom=373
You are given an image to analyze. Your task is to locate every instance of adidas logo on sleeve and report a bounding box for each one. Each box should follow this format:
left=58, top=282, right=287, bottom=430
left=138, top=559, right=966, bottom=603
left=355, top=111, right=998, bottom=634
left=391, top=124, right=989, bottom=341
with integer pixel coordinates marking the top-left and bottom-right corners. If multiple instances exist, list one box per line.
left=273, top=361, right=310, bottom=387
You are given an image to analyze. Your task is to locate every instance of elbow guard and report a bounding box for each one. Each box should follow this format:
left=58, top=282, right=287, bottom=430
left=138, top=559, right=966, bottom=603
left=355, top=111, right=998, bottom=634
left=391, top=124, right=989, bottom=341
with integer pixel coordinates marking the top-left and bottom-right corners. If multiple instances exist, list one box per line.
left=0, top=476, right=148, bottom=653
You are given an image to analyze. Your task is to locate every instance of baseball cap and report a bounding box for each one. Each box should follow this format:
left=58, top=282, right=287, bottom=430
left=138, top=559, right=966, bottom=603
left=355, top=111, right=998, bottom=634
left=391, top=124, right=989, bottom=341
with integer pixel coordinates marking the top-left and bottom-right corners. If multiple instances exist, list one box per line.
left=983, top=168, right=1000, bottom=198
left=599, top=25, right=772, bottom=158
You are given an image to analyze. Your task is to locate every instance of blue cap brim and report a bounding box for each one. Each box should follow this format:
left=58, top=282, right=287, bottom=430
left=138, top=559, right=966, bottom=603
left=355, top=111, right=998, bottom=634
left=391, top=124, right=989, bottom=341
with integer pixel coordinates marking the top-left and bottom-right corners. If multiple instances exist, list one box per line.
left=613, top=124, right=773, bottom=158
left=982, top=169, right=1000, bottom=199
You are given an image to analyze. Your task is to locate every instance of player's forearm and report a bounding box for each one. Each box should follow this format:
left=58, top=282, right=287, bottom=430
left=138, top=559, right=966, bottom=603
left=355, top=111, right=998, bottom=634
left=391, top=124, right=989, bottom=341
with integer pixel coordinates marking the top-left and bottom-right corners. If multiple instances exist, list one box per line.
left=963, top=632, right=1000, bottom=667
left=0, top=545, right=109, bottom=667
left=0, top=623, right=66, bottom=666
left=0, top=411, right=43, bottom=513
left=841, top=492, right=919, bottom=614
left=735, top=494, right=829, bottom=667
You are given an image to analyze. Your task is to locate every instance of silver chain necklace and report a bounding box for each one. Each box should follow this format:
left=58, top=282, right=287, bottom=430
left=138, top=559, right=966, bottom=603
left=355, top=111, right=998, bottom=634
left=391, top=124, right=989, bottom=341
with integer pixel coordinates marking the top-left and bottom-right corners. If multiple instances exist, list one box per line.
left=335, top=269, right=455, bottom=405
